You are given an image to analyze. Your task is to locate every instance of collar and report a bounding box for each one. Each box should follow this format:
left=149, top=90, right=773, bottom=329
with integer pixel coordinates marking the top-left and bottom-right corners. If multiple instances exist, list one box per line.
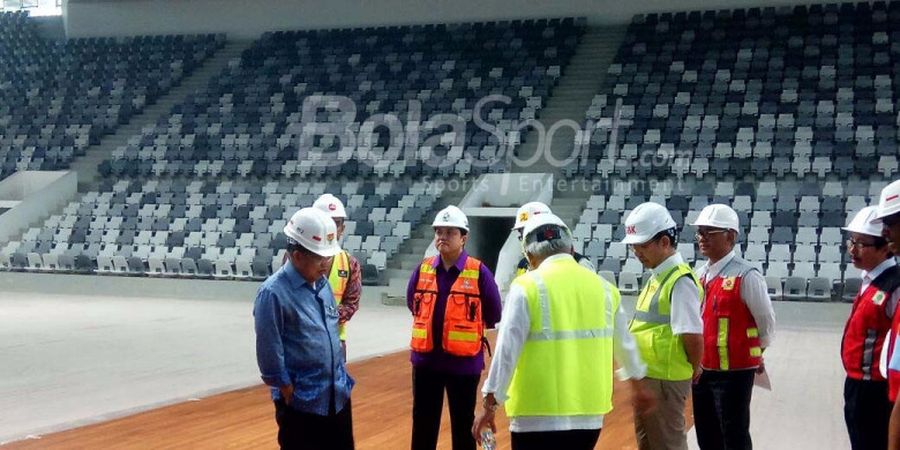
left=651, top=252, right=684, bottom=277
left=283, top=260, right=324, bottom=291
left=536, top=252, right=575, bottom=268
left=862, top=258, right=898, bottom=283
left=704, top=249, right=736, bottom=280
left=434, top=249, right=468, bottom=272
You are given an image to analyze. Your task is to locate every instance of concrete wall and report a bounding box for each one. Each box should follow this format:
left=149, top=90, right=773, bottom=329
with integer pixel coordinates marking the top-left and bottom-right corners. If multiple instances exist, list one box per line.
left=449, top=173, right=555, bottom=291
left=31, top=15, right=66, bottom=41
left=65, top=0, right=848, bottom=39
left=0, top=171, right=77, bottom=243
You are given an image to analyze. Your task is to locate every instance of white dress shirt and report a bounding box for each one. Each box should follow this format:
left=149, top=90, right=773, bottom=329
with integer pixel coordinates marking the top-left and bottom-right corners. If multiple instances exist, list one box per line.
left=696, top=249, right=777, bottom=348
left=481, top=253, right=647, bottom=432
left=650, top=253, right=703, bottom=335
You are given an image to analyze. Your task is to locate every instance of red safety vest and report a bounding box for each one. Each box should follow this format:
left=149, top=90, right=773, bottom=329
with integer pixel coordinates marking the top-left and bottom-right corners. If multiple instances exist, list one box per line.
left=842, top=276, right=895, bottom=381
left=410, top=255, right=483, bottom=357
left=700, top=256, right=763, bottom=371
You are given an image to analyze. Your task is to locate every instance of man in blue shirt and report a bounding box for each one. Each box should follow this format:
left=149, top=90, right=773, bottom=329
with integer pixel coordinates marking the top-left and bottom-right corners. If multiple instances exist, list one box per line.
left=254, top=207, right=355, bottom=450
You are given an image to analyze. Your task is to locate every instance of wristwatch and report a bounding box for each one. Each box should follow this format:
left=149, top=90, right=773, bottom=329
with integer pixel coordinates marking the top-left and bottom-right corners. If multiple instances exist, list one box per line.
left=482, top=395, right=498, bottom=412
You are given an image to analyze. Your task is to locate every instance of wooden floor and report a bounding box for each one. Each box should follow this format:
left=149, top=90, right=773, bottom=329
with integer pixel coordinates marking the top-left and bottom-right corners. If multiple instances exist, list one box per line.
left=4, top=348, right=692, bottom=449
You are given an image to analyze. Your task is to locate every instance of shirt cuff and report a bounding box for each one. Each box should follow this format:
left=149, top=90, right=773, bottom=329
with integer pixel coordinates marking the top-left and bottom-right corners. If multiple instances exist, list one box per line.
left=616, top=364, right=647, bottom=381
left=481, top=388, right=507, bottom=404
left=261, top=372, right=291, bottom=387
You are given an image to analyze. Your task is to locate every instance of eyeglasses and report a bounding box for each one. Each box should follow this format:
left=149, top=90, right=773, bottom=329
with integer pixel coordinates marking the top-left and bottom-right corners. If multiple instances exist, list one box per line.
left=846, top=239, right=880, bottom=249
left=695, top=229, right=729, bottom=239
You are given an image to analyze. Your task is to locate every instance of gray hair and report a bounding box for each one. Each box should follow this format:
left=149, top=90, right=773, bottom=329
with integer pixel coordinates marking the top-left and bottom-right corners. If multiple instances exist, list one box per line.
left=523, top=224, right=574, bottom=260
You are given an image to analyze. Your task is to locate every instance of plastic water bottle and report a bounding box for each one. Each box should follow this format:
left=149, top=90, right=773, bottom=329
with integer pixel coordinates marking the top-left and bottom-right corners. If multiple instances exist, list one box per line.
left=480, top=428, right=496, bottom=450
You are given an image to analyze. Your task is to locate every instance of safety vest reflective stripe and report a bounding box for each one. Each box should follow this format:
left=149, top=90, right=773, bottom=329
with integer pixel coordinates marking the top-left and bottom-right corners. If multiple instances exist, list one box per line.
left=448, top=330, right=479, bottom=342
left=632, top=268, right=680, bottom=324
left=718, top=318, right=729, bottom=370
left=527, top=271, right=614, bottom=341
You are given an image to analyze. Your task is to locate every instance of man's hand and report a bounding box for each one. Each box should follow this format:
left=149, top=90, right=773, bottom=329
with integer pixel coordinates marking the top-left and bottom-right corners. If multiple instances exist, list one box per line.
left=279, top=384, right=294, bottom=405
left=756, top=357, right=766, bottom=375
left=471, top=395, right=498, bottom=444
left=631, top=379, right=656, bottom=417
left=693, top=366, right=703, bottom=384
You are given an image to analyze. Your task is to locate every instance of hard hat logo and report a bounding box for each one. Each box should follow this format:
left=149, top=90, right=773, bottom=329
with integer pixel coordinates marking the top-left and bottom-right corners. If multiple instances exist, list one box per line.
left=312, top=235, right=322, bottom=242
left=327, top=233, right=335, bottom=242
left=442, top=212, right=451, bottom=221
left=626, top=225, right=637, bottom=235
left=329, top=203, right=337, bottom=211
left=519, top=212, right=529, bottom=222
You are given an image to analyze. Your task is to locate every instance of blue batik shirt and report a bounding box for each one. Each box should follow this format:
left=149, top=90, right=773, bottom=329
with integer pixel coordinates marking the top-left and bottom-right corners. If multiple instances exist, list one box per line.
left=254, top=262, right=354, bottom=415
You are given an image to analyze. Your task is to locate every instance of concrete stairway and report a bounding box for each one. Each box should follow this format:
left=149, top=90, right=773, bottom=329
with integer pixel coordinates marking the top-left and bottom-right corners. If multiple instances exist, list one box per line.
left=512, top=25, right=627, bottom=175
left=69, top=41, right=251, bottom=191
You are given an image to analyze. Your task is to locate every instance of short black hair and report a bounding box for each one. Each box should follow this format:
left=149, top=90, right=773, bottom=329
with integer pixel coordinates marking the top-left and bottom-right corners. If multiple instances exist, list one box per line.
left=652, top=227, right=679, bottom=248
left=286, top=240, right=315, bottom=257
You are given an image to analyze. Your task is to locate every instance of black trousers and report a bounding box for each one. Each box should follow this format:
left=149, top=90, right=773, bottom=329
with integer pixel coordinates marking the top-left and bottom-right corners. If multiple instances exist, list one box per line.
left=274, top=399, right=354, bottom=450
left=692, top=369, right=754, bottom=450
left=511, top=429, right=601, bottom=450
left=844, top=377, right=892, bottom=450
left=411, top=366, right=480, bottom=450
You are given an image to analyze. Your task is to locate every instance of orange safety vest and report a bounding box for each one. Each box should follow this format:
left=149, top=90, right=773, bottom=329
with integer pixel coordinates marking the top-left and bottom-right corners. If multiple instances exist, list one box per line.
left=410, top=255, right=483, bottom=356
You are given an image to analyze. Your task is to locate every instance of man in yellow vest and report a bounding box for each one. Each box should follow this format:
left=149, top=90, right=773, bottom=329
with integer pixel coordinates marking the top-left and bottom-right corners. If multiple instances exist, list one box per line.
left=472, top=212, right=654, bottom=450
left=313, top=194, right=362, bottom=360
left=622, top=202, right=704, bottom=450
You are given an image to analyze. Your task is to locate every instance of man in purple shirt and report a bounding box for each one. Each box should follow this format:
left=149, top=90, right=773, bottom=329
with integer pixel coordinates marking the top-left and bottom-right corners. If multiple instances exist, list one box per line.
left=407, top=205, right=503, bottom=450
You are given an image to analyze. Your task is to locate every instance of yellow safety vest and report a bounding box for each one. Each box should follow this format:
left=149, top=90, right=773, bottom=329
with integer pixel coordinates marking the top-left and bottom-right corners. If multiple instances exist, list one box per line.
left=328, top=250, right=351, bottom=341
left=506, top=256, right=617, bottom=417
left=629, top=262, right=702, bottom=381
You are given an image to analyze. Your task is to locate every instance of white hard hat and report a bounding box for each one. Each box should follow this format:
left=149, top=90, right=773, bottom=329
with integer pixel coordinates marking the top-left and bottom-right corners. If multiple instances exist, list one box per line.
left=692, top=204, right=740, bottom=232
left=513, top=201, right=552, bottom=230
left=432, top=205, right=469, bottom=232
left=313, top=193, right=347, bottom=219
left=621, top=202, right=677, bottom=245
left=522, top=212, right=569, bottom=240
left=283, top=207, right=342, bottom=257
left=874, top=179, right=900, bottom=222
left=843, top=206, right=884, bottom=237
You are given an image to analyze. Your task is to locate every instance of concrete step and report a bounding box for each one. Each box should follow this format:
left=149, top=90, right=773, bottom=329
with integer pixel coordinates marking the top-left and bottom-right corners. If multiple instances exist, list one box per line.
left=513, top=25, right=625, bottom=173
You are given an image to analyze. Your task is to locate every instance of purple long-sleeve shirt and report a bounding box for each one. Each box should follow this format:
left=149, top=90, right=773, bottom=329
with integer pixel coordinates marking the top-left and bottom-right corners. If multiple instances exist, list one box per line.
left=406, top=250, right=502, bottom=375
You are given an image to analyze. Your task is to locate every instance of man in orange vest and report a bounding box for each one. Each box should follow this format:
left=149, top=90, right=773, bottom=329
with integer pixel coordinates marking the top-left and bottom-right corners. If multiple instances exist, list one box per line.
left=691, top=204, right=775, bottom=450
left=313, top=194, right=362, bottom=361
left=407, top=205, right=502, bottom=450
left=841, top=206, right=900, bottom=450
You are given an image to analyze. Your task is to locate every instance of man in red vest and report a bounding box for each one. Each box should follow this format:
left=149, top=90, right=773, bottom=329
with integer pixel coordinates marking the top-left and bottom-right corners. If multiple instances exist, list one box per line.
left=841, top=206, right=900, bottom=450
left=691, top=204, right=775, bottom=450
